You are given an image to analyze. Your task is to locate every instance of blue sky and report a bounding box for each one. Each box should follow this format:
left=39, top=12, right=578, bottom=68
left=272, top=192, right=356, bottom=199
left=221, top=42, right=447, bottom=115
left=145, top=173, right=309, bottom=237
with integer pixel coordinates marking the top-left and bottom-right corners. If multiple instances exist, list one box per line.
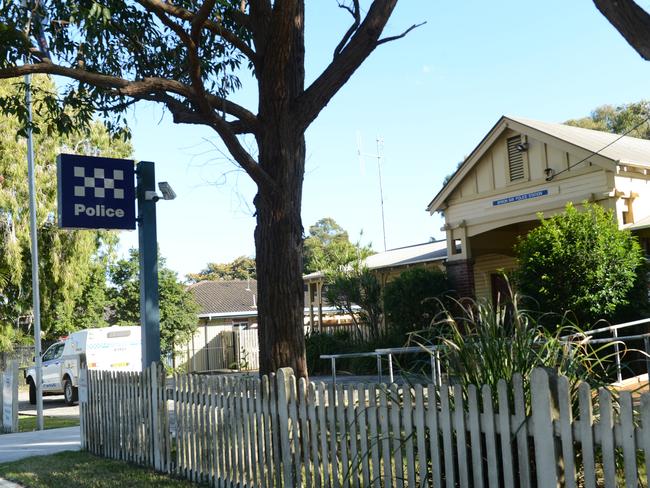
left=117, top=1, right=650, bottom=278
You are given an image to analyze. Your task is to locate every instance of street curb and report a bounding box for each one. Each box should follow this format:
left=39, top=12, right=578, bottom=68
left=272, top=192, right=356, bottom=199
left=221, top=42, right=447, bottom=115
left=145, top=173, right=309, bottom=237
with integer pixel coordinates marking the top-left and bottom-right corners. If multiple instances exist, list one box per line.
left=0, top=479, right=22, bottom=488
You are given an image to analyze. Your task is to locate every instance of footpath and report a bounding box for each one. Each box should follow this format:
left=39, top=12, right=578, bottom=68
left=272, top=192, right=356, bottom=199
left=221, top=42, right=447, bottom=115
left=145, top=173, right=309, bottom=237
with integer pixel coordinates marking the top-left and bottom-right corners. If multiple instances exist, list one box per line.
left=0, top=426, right=80, bottom=487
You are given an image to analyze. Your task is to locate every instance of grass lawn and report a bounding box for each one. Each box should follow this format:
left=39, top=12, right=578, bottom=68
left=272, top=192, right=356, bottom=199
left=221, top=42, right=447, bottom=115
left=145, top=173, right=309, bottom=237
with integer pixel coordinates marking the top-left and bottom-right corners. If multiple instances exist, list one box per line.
left=0, top=450, right=204, bottom=487
left=18, top=416, right=79, bottom=432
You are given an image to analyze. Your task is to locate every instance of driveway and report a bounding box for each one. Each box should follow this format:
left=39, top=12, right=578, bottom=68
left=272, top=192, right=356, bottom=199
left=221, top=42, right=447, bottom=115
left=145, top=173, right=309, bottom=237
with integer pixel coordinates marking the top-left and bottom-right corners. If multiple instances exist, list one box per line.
left=18, top=390, right=79, bottom=419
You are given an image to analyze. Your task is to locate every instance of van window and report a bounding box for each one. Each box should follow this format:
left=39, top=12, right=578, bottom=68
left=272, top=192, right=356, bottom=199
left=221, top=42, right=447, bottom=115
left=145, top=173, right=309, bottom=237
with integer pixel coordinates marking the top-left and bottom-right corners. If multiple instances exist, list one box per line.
left=43, top=342, right=64, bottom=361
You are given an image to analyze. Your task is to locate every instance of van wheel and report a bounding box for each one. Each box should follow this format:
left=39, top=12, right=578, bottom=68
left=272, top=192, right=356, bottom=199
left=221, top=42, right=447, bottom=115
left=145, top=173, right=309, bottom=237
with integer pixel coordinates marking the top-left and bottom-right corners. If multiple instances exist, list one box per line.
left=63, top=379, right=78, bottom=406
left=28, top=379, right=36, bottom=405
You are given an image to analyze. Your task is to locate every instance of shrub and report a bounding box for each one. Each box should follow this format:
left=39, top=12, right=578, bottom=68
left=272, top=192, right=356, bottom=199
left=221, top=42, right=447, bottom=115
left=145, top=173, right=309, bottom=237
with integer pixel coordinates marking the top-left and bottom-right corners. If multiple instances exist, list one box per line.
left=515, top=202, right=646, bottom=327
left=383, top=268, right=450, bottom=337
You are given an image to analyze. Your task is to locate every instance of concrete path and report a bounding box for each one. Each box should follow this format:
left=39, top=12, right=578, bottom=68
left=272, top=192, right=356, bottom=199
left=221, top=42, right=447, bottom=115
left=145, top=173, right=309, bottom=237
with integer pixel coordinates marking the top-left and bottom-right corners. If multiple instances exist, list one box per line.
left=0, top=426, right=80, bottom=463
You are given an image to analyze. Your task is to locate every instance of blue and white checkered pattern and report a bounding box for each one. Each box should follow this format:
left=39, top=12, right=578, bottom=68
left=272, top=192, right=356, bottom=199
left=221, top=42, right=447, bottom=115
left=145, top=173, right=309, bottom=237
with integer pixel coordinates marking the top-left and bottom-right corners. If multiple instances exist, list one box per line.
left=73, top=166, right=125, bottom=199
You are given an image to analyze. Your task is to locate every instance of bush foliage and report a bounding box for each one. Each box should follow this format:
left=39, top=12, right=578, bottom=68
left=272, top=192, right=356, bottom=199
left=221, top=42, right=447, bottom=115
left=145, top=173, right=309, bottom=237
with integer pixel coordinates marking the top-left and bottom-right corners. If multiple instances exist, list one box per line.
left=383, top=268, right=449, bottom=336
left=515, top=202, right=646, bottom=326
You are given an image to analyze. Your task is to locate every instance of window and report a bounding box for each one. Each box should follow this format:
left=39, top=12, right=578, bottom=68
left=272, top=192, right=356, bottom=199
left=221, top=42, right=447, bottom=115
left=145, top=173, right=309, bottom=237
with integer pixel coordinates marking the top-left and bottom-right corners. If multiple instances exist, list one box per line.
left=507, top=135, right=526, bottom=182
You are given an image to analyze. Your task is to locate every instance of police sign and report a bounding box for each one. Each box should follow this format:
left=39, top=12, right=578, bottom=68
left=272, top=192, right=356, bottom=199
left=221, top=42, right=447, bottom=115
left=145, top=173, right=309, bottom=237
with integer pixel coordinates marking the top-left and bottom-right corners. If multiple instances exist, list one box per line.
left=57, top=154, right=136, bottom=230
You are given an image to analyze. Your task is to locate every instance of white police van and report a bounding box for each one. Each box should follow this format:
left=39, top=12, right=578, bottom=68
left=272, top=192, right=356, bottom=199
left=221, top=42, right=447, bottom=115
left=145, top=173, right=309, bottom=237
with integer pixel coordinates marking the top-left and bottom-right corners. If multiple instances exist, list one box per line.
left=25, top=326, right=141, bottom=405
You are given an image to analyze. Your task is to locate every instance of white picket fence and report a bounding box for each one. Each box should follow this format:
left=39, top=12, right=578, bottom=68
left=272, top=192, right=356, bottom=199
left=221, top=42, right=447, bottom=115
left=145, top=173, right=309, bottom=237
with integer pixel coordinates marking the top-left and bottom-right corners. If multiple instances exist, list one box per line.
left=80, top=366, right=650, bottom=487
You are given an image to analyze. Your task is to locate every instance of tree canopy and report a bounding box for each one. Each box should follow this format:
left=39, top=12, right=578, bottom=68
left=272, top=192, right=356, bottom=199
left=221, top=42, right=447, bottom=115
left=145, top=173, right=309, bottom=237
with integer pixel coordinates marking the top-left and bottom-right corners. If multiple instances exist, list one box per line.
left=0, top=1, right=417, bottom=377
left=109, top=249, right=200, bottom=356
left=565, top=100, right=650, bottom=139
left=303, top=217, right=373, bottom=275
left=0, top=77, right=131, bottom=341
left=515, top=202, right=646, bottom=326
left=187, top=256, right=256, bottom=283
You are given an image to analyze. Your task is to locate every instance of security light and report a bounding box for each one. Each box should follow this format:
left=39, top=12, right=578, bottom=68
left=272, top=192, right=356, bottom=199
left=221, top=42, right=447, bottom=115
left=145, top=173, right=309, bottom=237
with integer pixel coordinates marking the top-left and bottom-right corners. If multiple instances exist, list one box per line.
left=158, top=182, right=176, bottom=200
left=516, top=142, right=529, bottom=152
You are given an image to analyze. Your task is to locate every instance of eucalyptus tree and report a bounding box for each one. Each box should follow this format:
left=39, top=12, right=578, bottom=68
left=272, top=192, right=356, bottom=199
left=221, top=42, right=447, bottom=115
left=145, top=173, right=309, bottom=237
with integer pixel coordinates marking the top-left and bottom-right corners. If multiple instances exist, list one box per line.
left=0, top=77, right=131, bottom=340
left=0, top=1, right=420, bottom=376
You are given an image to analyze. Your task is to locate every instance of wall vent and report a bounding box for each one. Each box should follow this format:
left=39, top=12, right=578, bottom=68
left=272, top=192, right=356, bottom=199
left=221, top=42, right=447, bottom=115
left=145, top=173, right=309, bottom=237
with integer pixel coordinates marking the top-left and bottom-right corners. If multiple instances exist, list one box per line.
left=507, top=136, right=525, bottom=182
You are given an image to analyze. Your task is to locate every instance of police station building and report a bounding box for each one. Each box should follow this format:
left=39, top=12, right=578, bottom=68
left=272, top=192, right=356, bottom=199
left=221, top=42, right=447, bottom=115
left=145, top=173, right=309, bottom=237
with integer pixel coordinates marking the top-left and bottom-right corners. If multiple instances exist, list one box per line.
left=427, top=116, right=650, bottom=301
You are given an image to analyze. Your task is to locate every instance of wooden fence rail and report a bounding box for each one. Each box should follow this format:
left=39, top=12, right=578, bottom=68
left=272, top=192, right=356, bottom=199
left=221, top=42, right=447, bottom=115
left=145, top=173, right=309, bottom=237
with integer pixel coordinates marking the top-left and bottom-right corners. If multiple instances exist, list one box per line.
left=80, top=366, right=650, bottom=487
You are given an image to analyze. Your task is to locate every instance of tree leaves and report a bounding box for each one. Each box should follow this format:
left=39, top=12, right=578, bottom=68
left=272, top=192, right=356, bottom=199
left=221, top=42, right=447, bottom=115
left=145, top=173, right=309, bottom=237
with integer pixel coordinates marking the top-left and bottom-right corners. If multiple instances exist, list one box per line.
left=515, top=202, right=646, bottom=326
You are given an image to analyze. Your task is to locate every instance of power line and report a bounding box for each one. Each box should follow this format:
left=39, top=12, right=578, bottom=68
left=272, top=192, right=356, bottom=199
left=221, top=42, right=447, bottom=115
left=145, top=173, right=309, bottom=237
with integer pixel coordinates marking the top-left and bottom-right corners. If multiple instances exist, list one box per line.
left=547, top=116, right=650, bottom=181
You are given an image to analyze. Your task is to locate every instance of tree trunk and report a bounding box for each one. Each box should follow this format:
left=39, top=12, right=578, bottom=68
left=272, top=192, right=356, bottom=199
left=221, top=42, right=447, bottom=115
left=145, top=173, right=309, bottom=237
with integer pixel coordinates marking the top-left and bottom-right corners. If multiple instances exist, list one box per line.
left=254, top=131, right=307, bottom=378
left=253, top=2, right=308, bottom=378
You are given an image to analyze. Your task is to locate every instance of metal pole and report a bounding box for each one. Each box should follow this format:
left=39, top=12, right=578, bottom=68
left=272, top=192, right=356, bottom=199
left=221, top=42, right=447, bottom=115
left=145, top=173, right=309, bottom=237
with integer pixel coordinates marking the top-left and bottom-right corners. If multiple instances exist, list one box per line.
left=388, top=353, right=394, bottom=384
left=643, top=337, right=650, bottom=390
left=376, top=137, right=387, bottom=252
left=331, top=357, right=337, bottom=387
left=25, top=74, right=44, bottom=430
left=136, top=161, right=161, bottom=369
left=613, top=328, right=622, bottom=384
left=376, top=354, right=383, bottom=383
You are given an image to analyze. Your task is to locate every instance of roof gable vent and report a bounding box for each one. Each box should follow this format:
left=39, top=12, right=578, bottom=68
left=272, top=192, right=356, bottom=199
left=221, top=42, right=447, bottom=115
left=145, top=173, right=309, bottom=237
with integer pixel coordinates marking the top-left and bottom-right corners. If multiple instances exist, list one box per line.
left=507, top=135, right=526, bottom=182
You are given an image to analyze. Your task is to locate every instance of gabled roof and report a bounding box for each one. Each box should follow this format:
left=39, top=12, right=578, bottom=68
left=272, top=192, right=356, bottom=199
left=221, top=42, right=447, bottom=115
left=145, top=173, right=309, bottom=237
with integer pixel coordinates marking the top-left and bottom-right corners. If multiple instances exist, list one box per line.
left=427, top=116, right=650, bottom=213
left=188, top=280, right=258, bottom=317
left=364, top=240, right=447, bottom=270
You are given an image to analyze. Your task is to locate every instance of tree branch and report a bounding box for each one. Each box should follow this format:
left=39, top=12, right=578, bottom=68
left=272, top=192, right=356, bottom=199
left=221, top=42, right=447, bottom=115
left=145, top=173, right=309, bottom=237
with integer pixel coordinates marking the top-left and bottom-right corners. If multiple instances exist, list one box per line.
left=140, top=0, right=257, bottom=63
left=333, top=0, right=360, bottom=58
left=297, top=0, right=405, bottom=130
left=0, top=62, right=258, bottom=129
left=377, top=21, right=426, bottom=45
left=594, top=0, right=650, bottom=60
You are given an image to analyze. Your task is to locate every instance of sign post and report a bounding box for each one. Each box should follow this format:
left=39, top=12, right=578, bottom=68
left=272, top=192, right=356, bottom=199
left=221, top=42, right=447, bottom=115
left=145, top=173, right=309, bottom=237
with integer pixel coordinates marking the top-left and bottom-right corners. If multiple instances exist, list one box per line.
left=136, top=161, right=161, bottom=368
left=57, top=154, right=161, bottom=369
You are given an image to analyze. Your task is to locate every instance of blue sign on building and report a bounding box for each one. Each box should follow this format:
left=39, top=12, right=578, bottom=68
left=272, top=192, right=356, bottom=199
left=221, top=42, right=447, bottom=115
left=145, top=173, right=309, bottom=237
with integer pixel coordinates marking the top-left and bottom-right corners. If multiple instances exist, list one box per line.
left=57, top=154, right=136, bottom=230
left=492, top=189, right=549, bottom=207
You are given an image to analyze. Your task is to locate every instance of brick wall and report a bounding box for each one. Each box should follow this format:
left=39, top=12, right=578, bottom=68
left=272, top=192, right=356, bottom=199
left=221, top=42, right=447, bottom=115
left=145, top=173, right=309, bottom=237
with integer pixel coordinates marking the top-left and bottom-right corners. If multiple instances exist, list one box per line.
left=445, top=259, right=475, bottom=298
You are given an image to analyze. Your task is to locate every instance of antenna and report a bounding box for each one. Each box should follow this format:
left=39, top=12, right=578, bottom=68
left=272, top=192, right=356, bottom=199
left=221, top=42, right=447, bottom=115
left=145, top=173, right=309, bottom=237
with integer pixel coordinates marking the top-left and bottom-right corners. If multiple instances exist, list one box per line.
left=358, top=134, right=388, bottom=251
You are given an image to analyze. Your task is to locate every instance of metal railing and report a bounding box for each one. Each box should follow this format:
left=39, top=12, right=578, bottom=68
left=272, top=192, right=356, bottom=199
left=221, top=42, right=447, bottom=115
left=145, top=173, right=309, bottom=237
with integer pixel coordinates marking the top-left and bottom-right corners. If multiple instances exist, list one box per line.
left=567, top=317, right=650, bottom=384
left=321, top=345, right=442, bottom=386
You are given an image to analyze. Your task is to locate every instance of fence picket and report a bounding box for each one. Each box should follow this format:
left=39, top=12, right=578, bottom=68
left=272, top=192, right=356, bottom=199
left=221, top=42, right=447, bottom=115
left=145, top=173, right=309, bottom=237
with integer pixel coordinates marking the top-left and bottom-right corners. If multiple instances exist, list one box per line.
left=367, top=385, right=381, bottom=488
left=512, top=374, right=531, bottom=488
left=402, top=387, right=416, bottom=488
left=497, top=379, right=515, bottom=488
left=289, top=375, right=302, bottom=487
left=641, top=393, right=650, bottom=486
left=467, top=385, right=484, bottom=488
left=357, top=384, right=371, bottom=488
left=277, top=368, right=294, bottom=488
left=619, top=391, right=637, bottom=488
left=317, top=382, right=331, bottom=488
left=439, top=386, right=455, bottom=488
left=378, top=385, right=391, bottom=488
left=531, top=368, right=559, bottom=488
left=413, top=385, right=428, bottom=488
left=454, top=384, right=470, bottom=488
left=481, top=385, right=499, bottom=488
left=345, top=384, right=359, bottom=488
left=577, top=381, right=596, bottom=488
left=307, top=382, right=320, bottom=488
left=299, top=378, right=312, bottom=488
left=337, top=383, right=350, bottom=488
left=427, top=384, right=442, bottom=488
left=599, top=388, right=616, bottom=488
left=557, top=376, right=576, bottom=488
left=389, top=383, right=404, bottom=488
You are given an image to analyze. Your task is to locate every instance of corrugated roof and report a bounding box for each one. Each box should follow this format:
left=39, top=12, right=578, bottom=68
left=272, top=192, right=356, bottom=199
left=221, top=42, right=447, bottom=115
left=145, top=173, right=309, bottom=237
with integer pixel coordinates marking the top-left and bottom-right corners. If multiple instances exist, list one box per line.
left=509, top=116, right=650, bottom=168
left=188, top=280, right=258, bottom=316
left=364, top=240, right=447, bottom=270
